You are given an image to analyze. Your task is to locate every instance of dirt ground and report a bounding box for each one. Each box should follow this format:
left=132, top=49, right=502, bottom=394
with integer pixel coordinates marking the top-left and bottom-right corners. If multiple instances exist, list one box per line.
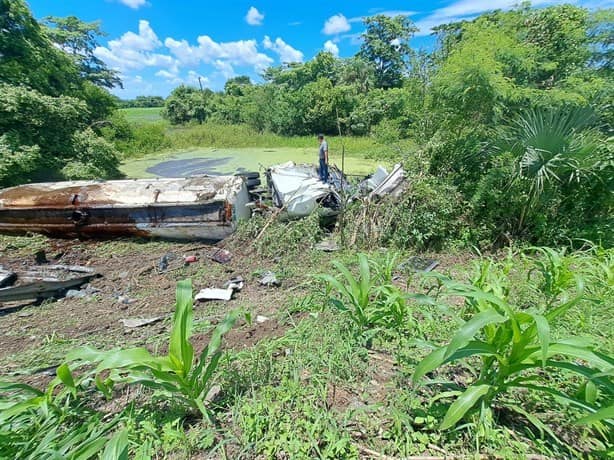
left=0, top=235, right=305, bottom=384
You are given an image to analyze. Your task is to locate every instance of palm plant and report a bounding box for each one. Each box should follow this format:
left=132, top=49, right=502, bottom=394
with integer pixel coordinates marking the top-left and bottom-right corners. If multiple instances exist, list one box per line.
left=497, top=107, right=602, bottom=232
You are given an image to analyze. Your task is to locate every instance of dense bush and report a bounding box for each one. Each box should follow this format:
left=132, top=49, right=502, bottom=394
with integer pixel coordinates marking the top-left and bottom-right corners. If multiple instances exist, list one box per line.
left=0, top=0, right=121, bottom=187
left=345, top=176, right=469, bottom=250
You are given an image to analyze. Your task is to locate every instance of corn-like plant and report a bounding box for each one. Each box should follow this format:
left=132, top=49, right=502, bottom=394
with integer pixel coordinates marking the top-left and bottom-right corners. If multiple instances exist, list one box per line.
left=317, top=254, right=382, bottom=338
left=67, top=279, right=238, bottom=421
left=413, top=263, right=613, bottom=435
left=317, top=253, right=422, bottom=347
left=0, top=366, right=127, bottom=459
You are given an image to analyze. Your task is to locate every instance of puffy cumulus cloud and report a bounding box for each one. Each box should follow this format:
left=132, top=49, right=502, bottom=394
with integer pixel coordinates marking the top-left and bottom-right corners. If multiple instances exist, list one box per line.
left=187, top=70, right=210, bottom=87
left=94, top=20, right=178, bottom=72
left=414, top=0, right=561, bottom=36
left=245, top=6, right=264, bottom=26
left=322, top=14, right=351, bottom=35
left=323, top=40, right=339, bottom=57
left=214, top=60, right=235, bottom=79
left=165, top=35, right=274, bottom=71
left=110, top=20, right=160, bottom=51
left=118, top=0, right=147, bottom=9
left=263, top=36, right=303, bottom=63
left=155, top=69, right=183, bottom=84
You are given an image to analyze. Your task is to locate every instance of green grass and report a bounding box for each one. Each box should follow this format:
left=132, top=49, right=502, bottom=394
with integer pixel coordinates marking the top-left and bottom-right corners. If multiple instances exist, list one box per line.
left=120, top=147, right=384, bottom=178
left=164, top=122, right=388, bottom=152
left=120, top=107, right=163, bottom=123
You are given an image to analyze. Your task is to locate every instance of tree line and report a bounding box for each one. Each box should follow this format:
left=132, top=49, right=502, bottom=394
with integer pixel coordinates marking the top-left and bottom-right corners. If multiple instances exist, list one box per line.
left=161, top=5, right=612, bottom=246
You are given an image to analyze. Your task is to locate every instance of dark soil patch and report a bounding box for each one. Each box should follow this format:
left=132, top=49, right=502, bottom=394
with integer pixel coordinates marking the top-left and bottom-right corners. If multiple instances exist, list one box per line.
left=0, top=235, right=307, bottom=377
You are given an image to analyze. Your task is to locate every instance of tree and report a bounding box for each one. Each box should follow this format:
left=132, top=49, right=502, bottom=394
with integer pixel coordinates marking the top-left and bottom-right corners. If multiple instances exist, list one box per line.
left=163, top=86, right=215, bottom=125
left=224, top=76, right=252, bottom=96
left=0, top=0, right=79, bottom=95
left=44, top=16, right=122, bottom=89
left=358, top=15, right=417, bottom=89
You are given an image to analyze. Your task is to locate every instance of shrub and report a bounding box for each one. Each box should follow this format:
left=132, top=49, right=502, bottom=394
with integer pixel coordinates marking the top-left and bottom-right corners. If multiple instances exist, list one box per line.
left=345, top=175, right=469, bottom=250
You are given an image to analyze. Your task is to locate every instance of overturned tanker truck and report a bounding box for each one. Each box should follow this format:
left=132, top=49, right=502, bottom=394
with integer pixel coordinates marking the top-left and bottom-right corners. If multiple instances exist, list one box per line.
left=0, top=162, right=403, bottom=241
left=0, top=176, right=252, bottom=241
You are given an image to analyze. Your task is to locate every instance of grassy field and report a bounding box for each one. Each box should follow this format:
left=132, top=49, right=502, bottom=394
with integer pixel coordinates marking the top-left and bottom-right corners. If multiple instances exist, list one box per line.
left=120, top=147, right=384, bottom=178
left=120, top=106, right=163, bottom=123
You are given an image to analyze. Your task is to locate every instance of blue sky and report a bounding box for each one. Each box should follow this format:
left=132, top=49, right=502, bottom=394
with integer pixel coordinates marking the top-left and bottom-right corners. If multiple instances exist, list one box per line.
left=27, top=0, right=613, bottom=99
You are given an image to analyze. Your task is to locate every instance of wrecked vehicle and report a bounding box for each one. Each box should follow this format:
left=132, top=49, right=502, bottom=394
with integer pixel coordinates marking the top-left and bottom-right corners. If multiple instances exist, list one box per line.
left=265, top=162, right=344, bottom=218
left=0, top=162, right=406, bottom=241
left=0, top=176, right=251, bottom=241
left=0, top=265, right=98, bottom=303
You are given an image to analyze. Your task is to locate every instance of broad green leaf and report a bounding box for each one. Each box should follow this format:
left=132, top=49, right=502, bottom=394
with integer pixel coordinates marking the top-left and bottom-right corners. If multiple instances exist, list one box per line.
left=169, top=279, right=194, bottom=376
left=56, top=363, right=75, bottom=389
left=413, top=347, right=446, bottom=383
left=529, top=313, right=550, bottom=366
left=413, top=341, right=498, bottom=383
left=525, top=343, right=613, bottom=371
left=333, top=260, right=360, bottom=302
left=101, top=428, right=129, bottom=460
left=576, top=404, right=614, bottom=425
left=440, top=384, right=491, bottom=430
left=0, top=396, right=45, bottom=423
left=95, top=348, right=161, bottom=373
left=0, top=380, right=44, bottom=396
left=444, top=309, right=506, bottom=360
left=358, top=253, right=371, bottom=307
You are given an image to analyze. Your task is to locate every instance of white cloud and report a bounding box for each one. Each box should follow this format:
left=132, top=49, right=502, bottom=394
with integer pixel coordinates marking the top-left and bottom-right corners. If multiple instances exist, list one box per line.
left=118, top=0, right=147, bottom=9
left=165, top=35, right=274, bottom=71
left=187, top=70, right=209, bottom=87
left=263, top=36, right=304, bottom=63
left=322, top=14, right=351, bottom=35
left=323, top=40, right=339, bottom=57
left=414, top=0, right=562, bottom=36
left=214, top=60, right=235, bottom=79
left=245, top=6, right=264, bottom=26
left=94, top=20, right=178, bottom=72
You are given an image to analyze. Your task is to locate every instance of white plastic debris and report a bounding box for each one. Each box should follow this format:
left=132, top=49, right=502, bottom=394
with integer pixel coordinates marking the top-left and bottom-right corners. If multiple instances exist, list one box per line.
left=120, top=317, right=164, bottom=328
left=195, top=287, right=234, bottom=301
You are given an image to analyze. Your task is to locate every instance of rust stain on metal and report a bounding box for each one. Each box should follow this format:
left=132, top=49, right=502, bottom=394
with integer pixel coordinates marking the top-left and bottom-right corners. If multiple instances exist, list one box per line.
left=0, top=176, right=251, bottom=241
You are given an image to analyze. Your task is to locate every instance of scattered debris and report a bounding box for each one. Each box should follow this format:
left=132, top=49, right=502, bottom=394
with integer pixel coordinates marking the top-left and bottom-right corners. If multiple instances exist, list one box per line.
left=158, top=254, right=170, bottom=272
left=65, top=289, right=88, bottom=299
left=117, top=295, right=138, bottom=305
left=259, top=271, right=280, bottom=287
left=256, top=315, right=269, bottom=323
left=184, top=255, right=198, bottom=264
left=195, top=287, right=234, bottom=301
left=0, top=265, right=99, bottom=302
left=315, top=238, right=340, bottom=252
left=34, top=250, right=48, bottom=265
left=211, top=248, right=232, bottom=264
left=120, top=316, right=164, bottom=328
left=204, top=384, right=222, bottom=403
left=398, top=256, right=439, bottom=273
left=0, top=267, right=16, bottom=288
left=224, top=276, right=244, bottom=291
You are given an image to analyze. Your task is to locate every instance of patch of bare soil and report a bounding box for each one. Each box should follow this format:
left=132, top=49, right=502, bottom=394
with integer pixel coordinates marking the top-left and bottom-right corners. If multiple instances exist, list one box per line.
left=0, top=236, right=306, bottom=379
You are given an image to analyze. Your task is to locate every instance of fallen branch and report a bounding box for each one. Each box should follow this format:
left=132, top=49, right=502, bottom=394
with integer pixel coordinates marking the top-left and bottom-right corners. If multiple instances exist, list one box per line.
left=254, top=206, right=284, bottom=243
